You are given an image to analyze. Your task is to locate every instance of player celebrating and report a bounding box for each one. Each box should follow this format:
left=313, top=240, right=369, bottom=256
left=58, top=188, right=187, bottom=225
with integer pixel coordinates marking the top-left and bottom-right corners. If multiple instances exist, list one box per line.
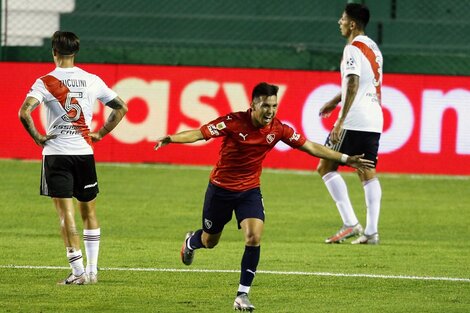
left=18, top=31, right=128, bottom=284
left=317, top=3, right=384, bottom=245
left=154, top=82, right=374, bottom=311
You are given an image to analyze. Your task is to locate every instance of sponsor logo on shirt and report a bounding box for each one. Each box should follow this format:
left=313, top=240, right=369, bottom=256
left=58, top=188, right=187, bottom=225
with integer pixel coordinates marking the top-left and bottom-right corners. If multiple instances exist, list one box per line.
left=266, top=133, right=275, bottom=144
left=207, top=124, right=220, bottom=136
left=289, top=132, right=300, bottom=142
left=239, top=133, right=248, bottom=141
left=216, top=122, right=226, bottom=130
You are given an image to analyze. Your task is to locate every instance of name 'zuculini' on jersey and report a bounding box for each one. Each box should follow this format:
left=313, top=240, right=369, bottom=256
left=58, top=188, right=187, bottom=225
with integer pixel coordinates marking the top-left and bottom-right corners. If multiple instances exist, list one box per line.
left=60, top=79, right=86, bottom=88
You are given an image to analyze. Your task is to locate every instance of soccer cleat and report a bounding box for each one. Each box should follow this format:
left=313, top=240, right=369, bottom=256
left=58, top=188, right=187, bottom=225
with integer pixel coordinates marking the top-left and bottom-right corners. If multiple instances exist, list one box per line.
left=180, top=231, right=195, bottom=266
left=57, top=272, right=88, bottom=285
left=351, top=233, right=380, bottom=245
left=233, top=293, right=255, bottom=311
left=325, top=223, right=363, bottom=244
left=87, top=272, right=98, bottom=284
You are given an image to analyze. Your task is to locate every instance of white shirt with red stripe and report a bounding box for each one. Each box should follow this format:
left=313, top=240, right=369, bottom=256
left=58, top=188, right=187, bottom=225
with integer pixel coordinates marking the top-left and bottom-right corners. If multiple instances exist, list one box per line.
left=27, top=66, right=117, bottom=155
left=340, top=35, right=383, bottom=133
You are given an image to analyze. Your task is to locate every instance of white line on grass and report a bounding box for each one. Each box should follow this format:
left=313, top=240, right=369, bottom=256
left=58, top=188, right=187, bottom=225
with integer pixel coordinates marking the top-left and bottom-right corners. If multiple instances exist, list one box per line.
left=1, top=265, right=469, bottom=283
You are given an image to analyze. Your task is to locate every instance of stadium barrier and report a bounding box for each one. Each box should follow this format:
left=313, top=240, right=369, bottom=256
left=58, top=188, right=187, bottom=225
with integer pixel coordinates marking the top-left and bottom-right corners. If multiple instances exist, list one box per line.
left=4, top=62, right=469, bottom=175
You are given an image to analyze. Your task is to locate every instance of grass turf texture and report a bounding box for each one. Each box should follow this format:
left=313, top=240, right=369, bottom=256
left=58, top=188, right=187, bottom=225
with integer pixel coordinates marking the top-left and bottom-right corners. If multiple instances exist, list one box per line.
left=0, top=159, right=469, bottom=312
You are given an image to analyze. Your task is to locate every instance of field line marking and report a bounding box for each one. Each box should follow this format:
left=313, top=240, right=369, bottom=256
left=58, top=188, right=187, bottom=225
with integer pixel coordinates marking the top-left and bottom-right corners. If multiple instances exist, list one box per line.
left=1, top=265, right=469, bottom=283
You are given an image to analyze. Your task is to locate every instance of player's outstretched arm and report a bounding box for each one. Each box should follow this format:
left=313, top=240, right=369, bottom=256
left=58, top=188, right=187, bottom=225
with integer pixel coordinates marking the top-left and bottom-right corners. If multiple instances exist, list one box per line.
left=154, top=129, right=204, bottom=150
left=298, top=140, right=375, bottom=172
left=18, top=97, right=56, bottom=146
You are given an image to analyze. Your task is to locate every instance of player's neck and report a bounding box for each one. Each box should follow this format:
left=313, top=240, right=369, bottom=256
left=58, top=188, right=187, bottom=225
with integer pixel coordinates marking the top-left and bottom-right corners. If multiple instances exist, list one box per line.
left=54, top=56, right=75, bottom=68
left=348, top=30, right=365, bottom=43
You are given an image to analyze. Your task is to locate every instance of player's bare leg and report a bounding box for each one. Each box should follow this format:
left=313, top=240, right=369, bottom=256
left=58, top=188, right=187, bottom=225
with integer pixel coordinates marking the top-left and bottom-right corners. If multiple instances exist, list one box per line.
left=53, top=198, right=87, bottom=284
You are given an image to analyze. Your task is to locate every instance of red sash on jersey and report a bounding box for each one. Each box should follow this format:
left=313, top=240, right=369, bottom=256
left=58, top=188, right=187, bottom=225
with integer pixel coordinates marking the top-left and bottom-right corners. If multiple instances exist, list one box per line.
left=352, top=41, right=382, bottom=106
left=41, top=75, right=92, bottom=146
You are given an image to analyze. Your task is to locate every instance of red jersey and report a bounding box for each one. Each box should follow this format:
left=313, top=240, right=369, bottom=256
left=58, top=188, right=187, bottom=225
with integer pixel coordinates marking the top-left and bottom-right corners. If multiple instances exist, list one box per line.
left=200, top=109, right=307, bottom=191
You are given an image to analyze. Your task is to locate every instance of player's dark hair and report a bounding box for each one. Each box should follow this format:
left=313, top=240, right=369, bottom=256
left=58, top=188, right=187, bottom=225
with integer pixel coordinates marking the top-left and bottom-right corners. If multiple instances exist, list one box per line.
left=252, top=82, right=279, bottom=101
left=51, top=31, right=80, bottom=55
left=345, top=3, right=370, bottom=29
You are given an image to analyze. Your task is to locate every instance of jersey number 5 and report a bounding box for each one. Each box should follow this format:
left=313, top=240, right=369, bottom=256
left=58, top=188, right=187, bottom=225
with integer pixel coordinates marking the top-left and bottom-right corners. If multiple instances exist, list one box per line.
left=61, top=92, right=83, bottom=122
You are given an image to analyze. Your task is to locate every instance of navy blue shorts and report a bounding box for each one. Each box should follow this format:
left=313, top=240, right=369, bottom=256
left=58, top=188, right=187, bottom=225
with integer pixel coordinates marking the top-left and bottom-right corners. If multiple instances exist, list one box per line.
left=201, top=182, right=265, bottom=234
left=40, top=155, right=99, bottom=202
left=325, top=129, right=381, bottom=166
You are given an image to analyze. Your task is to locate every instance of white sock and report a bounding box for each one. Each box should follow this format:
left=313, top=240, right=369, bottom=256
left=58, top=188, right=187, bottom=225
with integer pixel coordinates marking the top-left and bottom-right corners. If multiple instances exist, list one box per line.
left=66, top=248, right=85, bottom=276
left=363, top=178, right=382, bottom=235
left=83, top=228, right=100, bottom=274
left=238, top=284, right=251, bottom=295
left=322, top=172, right=359, bottom=226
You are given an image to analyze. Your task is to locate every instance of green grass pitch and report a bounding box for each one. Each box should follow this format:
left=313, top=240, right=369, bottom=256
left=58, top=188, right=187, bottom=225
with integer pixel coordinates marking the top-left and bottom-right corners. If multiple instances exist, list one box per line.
left=0, top=159, right=469, bottom=312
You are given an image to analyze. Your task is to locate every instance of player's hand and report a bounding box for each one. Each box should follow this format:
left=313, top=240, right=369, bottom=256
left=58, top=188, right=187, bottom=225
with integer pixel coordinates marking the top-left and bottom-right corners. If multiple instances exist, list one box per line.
left=330, top=123, right=343, bottom=144
left=345, top=154, right=375, bottom=173
left=154, top=135, right=172, bottom=150
left=34, top=134, right=56, bottom=147
left=89, top=132, right=103, bottom=143
left=319, top=100, right=337, bottom=118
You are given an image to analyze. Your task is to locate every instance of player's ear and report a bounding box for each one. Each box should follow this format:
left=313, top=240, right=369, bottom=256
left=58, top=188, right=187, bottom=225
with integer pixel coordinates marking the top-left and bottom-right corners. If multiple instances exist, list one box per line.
left=251, top=96, right=263, bottom=110
left=250, top=97, right=259, bottom=110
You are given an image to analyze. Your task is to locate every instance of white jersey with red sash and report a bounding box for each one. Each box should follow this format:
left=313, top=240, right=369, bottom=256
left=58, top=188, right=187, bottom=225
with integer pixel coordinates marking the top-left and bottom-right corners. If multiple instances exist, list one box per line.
left=27, top=67, right=117, bottom=155
left=339, top=35, right=383, bottom=133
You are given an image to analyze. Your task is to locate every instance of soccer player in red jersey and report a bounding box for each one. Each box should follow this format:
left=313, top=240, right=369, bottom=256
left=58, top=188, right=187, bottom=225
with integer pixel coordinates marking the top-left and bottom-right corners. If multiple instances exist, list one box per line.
left=154, top=82, right=373, bottom=311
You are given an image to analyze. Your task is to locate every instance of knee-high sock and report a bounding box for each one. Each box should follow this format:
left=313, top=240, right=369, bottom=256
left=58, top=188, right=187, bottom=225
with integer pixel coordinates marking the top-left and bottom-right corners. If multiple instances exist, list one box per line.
left=363, top=178, right=382, bottom=235
left=187, top=229, right=205, bottom=250
left=237, top=245, right=260, bottom=295
left=322, top=171, right=358, bottom=226
left=83, top=228, right=100, bottom=274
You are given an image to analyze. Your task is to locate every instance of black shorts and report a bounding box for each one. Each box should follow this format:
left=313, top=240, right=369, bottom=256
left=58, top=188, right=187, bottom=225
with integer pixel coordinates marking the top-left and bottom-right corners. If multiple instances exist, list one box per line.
left=201, top=182, right=265, bottom=234
left=325, top=129, right=381, bottom=166
left=40, top=155, right=99, bottom=202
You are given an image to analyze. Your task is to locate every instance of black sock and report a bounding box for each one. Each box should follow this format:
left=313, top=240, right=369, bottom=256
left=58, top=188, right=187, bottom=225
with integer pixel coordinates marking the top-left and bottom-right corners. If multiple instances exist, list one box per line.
left=188, top=229, right=205, bottom=250
left=237, top=245, right=260, bottom=296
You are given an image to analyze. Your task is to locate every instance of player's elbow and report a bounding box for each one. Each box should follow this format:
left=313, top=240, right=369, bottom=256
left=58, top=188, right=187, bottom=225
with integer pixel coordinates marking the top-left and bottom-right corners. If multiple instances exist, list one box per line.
left=18, top=108, right=28, bottom=122
left=118, top=102, right=128, bottom=117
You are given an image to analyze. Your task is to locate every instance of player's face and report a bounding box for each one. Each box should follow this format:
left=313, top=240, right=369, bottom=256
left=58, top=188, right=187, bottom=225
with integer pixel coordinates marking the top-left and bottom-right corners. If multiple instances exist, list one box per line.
left=338, top=12, right=353, bottom=38
left=251, top=95, right=278, bottom=127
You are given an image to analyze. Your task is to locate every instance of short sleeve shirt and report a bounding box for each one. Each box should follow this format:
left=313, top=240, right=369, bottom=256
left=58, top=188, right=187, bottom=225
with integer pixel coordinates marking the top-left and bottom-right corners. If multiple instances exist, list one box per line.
left=340, top=35, right=384, bottom=133
left=27, top=66, right=117, bottom=155
left=200, top=109, right=306, bottom=191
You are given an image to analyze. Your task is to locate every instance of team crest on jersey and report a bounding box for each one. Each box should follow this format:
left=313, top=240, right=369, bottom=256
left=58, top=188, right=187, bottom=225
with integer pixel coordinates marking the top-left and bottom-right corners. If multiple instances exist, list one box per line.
left=204, top=218, right=213, bottom=229
left=216, top=122, right=226, bottom=130
left=266, top=133, right=275, bottom=144
left=207, top=124, right=220, bottom=136
left=289, top=132, right=300, bottom=142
